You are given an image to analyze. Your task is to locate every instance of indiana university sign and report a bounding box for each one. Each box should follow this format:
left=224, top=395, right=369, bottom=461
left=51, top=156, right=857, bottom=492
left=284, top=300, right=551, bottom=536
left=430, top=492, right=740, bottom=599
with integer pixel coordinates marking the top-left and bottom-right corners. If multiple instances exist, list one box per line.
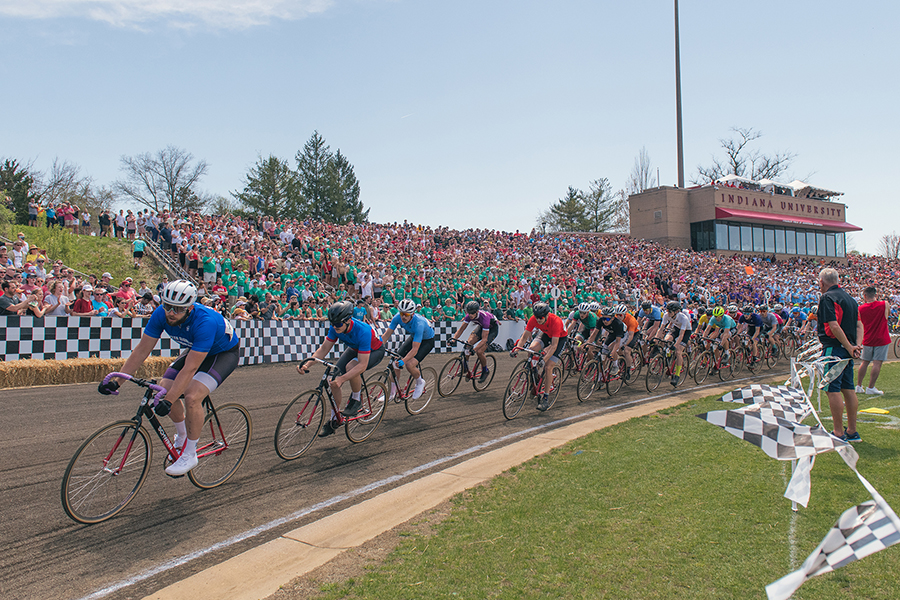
left=717, top=192, right=843, bottom=220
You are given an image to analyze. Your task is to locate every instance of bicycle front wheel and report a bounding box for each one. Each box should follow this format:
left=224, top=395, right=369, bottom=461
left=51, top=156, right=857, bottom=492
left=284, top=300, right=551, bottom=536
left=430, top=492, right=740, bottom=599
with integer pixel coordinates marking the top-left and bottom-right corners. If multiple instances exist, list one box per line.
left=406, top=367, right=437, bottom=415
left=765, top=344, right=780, bottom=369
left=502, top=362, right=530, bottom=420
left=189, top=403, right=252, bottom=489
left=61, top=420, right=152, bottom=524
left=576, top=360, right=600, bottom=402
left=545, top=363, right=564, bottom=409
left=646, top=356, right=665, bottom=392
left=274, top=390, right=325, bottom=461
left=346, top=381, right=387, bottom=443
left=438, top=357, right=464, bottom=397
left=472, top=355, right=497, bottom=392
left=606, top=358, right=625, bottom=396
left=694, top=351, right=713, bottom=385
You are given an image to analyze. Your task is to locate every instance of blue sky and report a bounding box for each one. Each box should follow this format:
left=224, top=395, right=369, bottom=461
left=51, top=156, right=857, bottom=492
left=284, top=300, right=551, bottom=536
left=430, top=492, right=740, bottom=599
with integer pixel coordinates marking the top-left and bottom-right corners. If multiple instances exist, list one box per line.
left=2, top=1, right=897, bottom=254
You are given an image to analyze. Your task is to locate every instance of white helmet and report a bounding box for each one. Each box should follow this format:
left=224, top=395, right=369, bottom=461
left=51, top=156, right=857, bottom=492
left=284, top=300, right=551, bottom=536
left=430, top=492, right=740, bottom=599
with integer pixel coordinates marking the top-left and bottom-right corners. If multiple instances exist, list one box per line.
left=397, top=298, right=417, bottom=313
left=588, top=301, right=600, bottom=311
left=613, top=304, right=628, bottom=315
left=161, top=280, right=198, bottom=307
left=577, top=302, right=591, bottom=312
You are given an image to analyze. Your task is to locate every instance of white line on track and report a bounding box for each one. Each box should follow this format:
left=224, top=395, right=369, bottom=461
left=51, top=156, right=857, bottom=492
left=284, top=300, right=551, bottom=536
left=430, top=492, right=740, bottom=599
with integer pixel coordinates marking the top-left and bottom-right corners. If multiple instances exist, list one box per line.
left=78, top=377, right=756, bottom=600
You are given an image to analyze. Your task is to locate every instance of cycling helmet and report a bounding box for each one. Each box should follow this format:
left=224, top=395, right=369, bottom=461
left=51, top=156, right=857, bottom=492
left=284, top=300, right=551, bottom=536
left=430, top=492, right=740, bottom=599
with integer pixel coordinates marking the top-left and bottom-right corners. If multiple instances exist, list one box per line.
left=774, top=303, right=783, bottom=311
left=712, top=306, right=725, bottom=318
left=810, top=306, right=818, bottom=314
left=705, top=309, right=713, bottom=316
left=397, top=298, right=417, bottom=314
left=759, top=305, right=769, bottom=312
left=532, top=302, right=551, bottom=318
left=601, top=306, right=614, bottom=317
left=589, top=301, right=600, bottom=311
left=641, top=301, right=652, bottom=310
left=613, top=304, right=628, bottom=315
left=728, top=304, right=738, bottom=313
left=577, top=302, right=591, bottom=313
left=743, top=305, right=755, bottom=313
left=328, top=300, right=354, bottom=325
left=161, top=280, right=197, bottom=307
left=666, top=301, right=682, bottom=312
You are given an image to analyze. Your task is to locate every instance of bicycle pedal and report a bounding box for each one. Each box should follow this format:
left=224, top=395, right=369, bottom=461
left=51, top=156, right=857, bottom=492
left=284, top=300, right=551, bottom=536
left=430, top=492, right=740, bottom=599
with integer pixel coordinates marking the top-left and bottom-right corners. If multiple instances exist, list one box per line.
left=164, top=471, right=186, bottom=479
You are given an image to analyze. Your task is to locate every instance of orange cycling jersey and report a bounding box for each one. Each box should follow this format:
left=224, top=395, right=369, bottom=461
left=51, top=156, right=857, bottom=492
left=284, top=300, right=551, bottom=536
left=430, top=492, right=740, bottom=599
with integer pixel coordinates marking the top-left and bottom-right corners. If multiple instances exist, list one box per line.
left=622, top=313, right=639, bottom=332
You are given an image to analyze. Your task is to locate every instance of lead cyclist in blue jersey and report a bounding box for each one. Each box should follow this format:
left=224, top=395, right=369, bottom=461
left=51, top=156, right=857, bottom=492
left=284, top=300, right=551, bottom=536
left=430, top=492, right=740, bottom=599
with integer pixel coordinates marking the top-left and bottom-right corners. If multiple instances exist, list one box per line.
left=380, top=298, right=436, bottom=400
left=98, top=279, right=240, bottom=476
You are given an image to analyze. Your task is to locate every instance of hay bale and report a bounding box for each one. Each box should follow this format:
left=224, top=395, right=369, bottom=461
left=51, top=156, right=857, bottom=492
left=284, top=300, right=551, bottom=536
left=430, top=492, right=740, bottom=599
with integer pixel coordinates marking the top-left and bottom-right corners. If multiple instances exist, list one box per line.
left=0, top=356, right=175, bottom=389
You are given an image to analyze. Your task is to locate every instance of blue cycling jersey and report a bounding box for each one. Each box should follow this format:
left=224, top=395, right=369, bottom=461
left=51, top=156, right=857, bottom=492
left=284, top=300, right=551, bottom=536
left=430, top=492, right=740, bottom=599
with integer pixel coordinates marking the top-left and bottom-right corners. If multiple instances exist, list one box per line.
left=145, top=303, right=239, bottom=354
left=709, top=315, right=737, bottom=330
left=739, top=313, right=763, bottom=328
left=389, top=313, right=435, bottom=343
left=327, top=318, right=383, bottom=353
left=641, top=306, right=663, bottom=322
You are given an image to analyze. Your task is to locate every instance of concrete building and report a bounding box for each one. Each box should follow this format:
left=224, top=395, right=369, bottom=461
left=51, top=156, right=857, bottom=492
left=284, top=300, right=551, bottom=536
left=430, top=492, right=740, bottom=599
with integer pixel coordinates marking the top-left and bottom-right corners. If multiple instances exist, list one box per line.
left=628, top=181, right=861, bottom=261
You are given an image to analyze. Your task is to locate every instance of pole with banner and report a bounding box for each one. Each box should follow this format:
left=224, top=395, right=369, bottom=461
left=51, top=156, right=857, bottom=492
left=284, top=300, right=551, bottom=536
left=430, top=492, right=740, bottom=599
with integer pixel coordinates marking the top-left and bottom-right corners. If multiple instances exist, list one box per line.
left=550, top=285, right=561, bottom=313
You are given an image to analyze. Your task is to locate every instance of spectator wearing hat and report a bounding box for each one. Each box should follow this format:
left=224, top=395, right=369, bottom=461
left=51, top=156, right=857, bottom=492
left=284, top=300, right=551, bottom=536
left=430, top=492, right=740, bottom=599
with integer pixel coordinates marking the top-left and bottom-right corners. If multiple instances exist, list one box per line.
left=156, top=274, right=169, bottom=295
left=133, top=292, right=157, bottom=318
left=113, top=277, right=137, bottom=306
left=70, top=285, right=99, bottom=316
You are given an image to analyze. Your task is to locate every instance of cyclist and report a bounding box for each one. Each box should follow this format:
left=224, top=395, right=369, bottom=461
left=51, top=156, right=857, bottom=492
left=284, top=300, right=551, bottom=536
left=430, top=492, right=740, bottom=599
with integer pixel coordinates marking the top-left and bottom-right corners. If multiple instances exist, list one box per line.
left=450, top=300, right=500, bottom=383
left=98, top=280, right=240, bottom=476
left=381, top=298, right=436, bottom=399
left=599, top=306, right=626, bottom=372
left=300, top=300, right=386, bottom=437
left=565, top=302, right=602, bottom=358
left=639, top=301, right=663, bottom=340
left=656, top=301, right=692, bottom=386
left=737, top=304, right=763, bottom=363
left=758, top=305, right=780, bottom=355
left=613, top=304, right=638, bottom=379
left=510, top=302, right=568, bottom=412
left=703, top=306, right=737, bottom=366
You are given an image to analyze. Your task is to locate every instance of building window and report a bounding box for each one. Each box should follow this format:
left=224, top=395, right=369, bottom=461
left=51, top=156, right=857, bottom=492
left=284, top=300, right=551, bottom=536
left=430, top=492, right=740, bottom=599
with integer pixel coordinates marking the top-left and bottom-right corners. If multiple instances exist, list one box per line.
left=741, top=225, right=753, bottom=252
left=775, top=228, right=786, bottom=254
left=796, top=230, right=806, bottom=255
left=785, top=229, right=795, bottom=254
left=752, top=227, right=764, bottom=253
left=824, top=233, right=835, bottom=257
left=806, top=231, right=816, bottom=255
left=654, top=210, right=662, bottom=223
left=816, top=232, right=826, bottom=256
left=729, top=224, right=741, bottom=251
left=716, top=222, right=728, bottom=250
left=836, top=233, right=845, bottom=257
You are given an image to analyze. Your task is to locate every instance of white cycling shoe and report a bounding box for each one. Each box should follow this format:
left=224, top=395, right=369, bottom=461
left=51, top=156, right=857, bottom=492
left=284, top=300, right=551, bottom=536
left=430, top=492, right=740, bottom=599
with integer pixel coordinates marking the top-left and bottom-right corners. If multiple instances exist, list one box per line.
left=165, top=451, right=198, bottom=476
left=412, top=378, right=426, bottom=399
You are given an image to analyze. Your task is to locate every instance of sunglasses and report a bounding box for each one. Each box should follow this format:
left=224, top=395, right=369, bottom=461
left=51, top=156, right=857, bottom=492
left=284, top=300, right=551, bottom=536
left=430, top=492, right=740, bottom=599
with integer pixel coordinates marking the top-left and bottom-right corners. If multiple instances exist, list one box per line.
left=400, top=311, right=413, bottom=317
left=163, top=303, right=189, bottom=314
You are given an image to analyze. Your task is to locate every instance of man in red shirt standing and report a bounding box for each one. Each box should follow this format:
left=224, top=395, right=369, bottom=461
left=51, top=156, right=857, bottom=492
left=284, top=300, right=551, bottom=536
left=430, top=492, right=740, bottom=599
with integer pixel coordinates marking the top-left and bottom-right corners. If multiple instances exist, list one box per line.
left=511, top=302, right=568, bottom=412
left=856, top=286, right=890, bottom=396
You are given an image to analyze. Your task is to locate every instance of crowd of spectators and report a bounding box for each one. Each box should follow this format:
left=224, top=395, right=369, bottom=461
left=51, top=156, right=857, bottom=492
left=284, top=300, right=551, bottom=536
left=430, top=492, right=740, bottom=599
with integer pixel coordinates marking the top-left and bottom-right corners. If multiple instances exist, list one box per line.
left=3, top=211, right=899, bottom=329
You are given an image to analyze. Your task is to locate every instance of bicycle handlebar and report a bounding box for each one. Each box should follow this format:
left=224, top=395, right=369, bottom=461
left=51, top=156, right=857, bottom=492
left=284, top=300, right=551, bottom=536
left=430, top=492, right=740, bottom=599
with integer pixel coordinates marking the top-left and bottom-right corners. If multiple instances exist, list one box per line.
left=103, top=372, right=168, bottom=405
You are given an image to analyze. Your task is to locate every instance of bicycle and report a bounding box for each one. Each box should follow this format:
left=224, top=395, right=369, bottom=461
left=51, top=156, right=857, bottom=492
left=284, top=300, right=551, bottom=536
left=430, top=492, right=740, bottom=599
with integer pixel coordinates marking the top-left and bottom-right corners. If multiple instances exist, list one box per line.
left=560, top=338, right=598, bottom=379
left=502, top=347, right=563, bottom=420
left=760, top=332, right=781, bottom=369
left=368, top=348, right=437, bottom=415
left=61, top=373, right=251, bottom=524
left=273, top=357, right=388, bottom=461
left=693, top=337, right=734, bottom=384
left=437, top=340, right=497, bottom=397
left=730, top=334, right=760, bottom=377
left=576, top=351, right=627, bottom=401
left=645, top=339, right=689, bottom=391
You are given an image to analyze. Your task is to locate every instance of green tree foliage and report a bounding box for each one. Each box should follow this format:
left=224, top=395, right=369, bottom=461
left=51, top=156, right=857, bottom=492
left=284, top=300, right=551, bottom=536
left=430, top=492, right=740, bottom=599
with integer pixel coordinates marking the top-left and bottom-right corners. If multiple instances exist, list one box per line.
left=581, top=178, right=618, bottom=232
left=231, top=155, right=300, bottom=219
left=326, top=150, right=368, bottom=224
left=295, top=131, right=333, bottom=222
left=538, top=180, right=623, bottom=233
left=0, top=159, right=38, bottom=225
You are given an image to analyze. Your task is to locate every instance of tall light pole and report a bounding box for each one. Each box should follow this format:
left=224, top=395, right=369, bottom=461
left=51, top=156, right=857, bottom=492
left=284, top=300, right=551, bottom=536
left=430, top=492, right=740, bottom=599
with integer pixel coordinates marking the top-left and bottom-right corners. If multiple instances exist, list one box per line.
left=675, top=0, right=685, bottom=188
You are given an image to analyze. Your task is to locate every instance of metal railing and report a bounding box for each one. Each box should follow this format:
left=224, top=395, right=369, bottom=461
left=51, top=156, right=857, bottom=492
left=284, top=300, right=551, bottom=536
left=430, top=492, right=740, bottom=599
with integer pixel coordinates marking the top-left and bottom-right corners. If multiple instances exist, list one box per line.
left=139, top=237, right=196, bottom=284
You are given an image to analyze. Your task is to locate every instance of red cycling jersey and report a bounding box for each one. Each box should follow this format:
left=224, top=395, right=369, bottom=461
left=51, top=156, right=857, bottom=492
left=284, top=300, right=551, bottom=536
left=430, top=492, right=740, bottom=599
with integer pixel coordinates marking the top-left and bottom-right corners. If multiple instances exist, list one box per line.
left=525, top=313, right=567, bottom=338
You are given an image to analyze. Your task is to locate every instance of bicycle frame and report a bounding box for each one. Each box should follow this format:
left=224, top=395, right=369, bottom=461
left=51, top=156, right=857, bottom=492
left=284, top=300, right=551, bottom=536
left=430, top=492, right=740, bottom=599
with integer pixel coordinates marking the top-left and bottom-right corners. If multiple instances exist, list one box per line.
left=303, top=358, right=375, bottom=425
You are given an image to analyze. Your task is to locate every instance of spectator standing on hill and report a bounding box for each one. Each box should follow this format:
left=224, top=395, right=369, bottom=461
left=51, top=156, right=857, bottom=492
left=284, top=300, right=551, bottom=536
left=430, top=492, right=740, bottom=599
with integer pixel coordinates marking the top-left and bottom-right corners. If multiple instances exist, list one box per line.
left=132, top=238, right=146, bottom=269
left=115, top=210, right=126, bottom=238
left=28, top=200, right=39, bottom=227
left=81, top=209, right=91, bottom=234
left=817, top=268, right=863, bottom=442
left=98, top=210, right=111, bottom=237
left=856, top=286, right=890, bottom=396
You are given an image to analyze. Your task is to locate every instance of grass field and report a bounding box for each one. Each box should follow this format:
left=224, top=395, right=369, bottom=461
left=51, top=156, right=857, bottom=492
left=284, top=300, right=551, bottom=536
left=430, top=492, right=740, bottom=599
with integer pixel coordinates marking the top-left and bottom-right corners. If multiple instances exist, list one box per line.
left=315, top=363, right=900, bottom=599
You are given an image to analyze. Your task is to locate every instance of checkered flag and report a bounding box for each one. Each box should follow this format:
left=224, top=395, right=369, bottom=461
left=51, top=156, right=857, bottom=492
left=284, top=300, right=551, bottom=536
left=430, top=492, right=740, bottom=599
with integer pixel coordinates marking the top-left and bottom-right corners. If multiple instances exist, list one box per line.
left=784, top=455, right=814, bottom=507
left=720, top=384, right=807, bottom=406
left=766, top=499, right=900, bottom=600
left=697, top=408, right=848, bottom=461
left=742, top=400, right=810, bottom=424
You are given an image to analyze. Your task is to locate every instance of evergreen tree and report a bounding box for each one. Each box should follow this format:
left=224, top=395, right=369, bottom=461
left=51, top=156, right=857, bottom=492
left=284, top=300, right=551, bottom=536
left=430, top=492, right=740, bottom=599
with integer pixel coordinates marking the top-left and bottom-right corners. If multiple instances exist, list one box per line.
left=231, top=155, right=300, bottom=219
left=0, top=159, right=38, bottom=225
left=547, top=186, right=586, bottom=232
left=326, top=150, right=368, bottom=224
left=581, top=178, right=618, bottom=232
left=295, top=131, right=333, bottom=221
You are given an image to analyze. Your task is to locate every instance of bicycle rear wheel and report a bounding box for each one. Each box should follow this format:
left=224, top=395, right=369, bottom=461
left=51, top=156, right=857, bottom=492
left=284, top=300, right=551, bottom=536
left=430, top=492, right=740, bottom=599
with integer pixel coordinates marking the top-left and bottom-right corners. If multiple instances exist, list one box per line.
left=502, top=362, right=529, bottom=420
left=471, top=355, right=498, bottom=392
left=646, top=356, right=665, bottom=392
left=626, top=345, right=643, bottom=384
left=893, top=335, right=900, bottom=359
left=765, top=344, right=780, bottom=369
left=189, top=403, right=251, bottom=489
left=406, top=367, right=437, bottom=415
left=438, top=356, right=464, bottom=397
left=576, top=360, right=600, bottom=402
left=61, top=420, right=152, bottom=524
left=274, top=390, right=325, bottom=461
left=544, top=364, right=564, bottom=410
left=694, top=351, right=713, bottom=385
left=346, top=381, right=387, bottom=443
left=606, top=358, right=626, bottom=396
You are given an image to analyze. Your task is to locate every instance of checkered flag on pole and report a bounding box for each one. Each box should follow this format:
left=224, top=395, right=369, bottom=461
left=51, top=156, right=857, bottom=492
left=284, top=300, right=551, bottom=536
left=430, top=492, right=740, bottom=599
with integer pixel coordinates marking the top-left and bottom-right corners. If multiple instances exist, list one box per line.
left=766, top=499, right=900, bottom=600
left=720, top=384, right=808, bottom=407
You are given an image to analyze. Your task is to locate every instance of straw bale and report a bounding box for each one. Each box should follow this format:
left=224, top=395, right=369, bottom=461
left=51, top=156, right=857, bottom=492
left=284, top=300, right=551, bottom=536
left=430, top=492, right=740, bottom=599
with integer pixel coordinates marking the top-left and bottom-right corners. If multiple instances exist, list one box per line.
left=0, top=356, right=174, bottom=389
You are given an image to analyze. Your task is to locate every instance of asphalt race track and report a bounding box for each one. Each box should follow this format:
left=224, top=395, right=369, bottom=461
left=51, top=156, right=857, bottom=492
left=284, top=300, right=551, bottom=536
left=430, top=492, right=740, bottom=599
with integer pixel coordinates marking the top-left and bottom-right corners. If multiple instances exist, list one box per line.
left=0, top=353, right=758, bottom=600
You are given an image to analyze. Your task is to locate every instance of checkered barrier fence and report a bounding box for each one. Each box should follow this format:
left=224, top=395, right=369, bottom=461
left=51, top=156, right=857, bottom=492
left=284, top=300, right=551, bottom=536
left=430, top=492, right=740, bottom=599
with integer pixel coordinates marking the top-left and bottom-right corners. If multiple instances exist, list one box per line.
left=0, top=317, right=526, bottom=366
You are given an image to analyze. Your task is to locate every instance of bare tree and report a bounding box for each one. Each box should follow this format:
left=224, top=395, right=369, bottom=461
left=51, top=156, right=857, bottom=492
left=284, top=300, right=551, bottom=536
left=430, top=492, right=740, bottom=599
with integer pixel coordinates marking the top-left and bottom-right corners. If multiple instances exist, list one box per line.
left=609, top=189, right=630, bottom=233
left=115, top=146, right=208, bottom=212
left=693, top=127, right=796, bottom=184
left=627, top=147, right=656, bottom=194
left=35, top=158, right=92, bottom=206
left=878, top=232, right=900, bottom=259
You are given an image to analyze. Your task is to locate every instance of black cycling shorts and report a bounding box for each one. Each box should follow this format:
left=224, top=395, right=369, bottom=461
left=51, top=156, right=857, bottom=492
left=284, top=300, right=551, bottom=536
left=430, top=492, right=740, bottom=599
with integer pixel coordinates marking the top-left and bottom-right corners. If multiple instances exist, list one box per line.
left=397, top=336, right=436, bottom=364
left=472, top=321, right=500, bottom=346
left=538, top=333, right=569, bottom=361
left=164, top=343, right=240, bottom=393
left=336, top=346, right=386, bottom=375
